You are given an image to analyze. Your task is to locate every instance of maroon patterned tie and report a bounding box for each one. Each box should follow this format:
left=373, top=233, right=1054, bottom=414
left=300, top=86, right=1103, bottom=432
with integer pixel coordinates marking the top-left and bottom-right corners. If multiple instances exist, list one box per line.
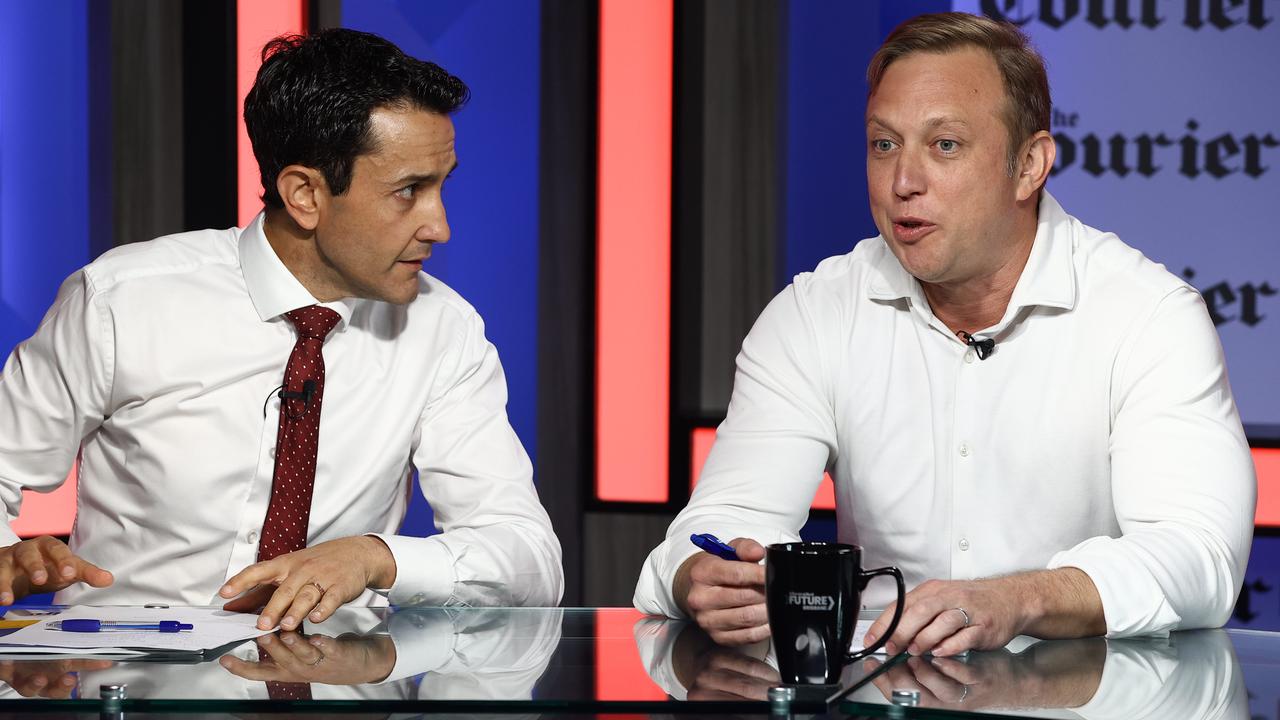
left=258, top=305, right=341, bottom=563
left=258, top=305, right=340, bottom=702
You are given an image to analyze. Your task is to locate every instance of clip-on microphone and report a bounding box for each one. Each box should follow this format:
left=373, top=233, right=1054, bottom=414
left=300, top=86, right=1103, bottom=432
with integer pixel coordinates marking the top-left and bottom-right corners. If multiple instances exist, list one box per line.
left=957, top=331, right=995, bottom=360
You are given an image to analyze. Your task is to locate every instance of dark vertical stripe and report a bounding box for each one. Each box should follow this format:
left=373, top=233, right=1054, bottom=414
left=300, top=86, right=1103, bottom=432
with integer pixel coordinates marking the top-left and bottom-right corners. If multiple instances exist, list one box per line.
left=182, top=0, right=238, bottom=233
left=537, top=0, right=598, bottom=605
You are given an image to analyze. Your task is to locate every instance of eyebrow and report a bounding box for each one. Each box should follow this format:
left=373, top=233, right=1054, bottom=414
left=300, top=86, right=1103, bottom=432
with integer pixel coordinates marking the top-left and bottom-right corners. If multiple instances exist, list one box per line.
left=388, top=161, right=459, bottom=187
left=865, top=115, right=970, bottom=131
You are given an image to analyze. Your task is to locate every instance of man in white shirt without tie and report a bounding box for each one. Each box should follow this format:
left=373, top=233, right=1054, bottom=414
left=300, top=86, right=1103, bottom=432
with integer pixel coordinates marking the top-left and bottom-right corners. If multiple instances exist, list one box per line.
left=634, top=12, right=1254, bottom=655
left=0, top=29, right=562, bottom=630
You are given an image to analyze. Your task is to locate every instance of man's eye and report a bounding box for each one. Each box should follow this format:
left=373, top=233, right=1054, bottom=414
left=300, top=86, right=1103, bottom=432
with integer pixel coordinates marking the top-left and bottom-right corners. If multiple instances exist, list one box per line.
left=873, top=139, right=895, bottom=152
left=395, top=185, right=416, bottom=199
left=937, top=139, right=958, bottom=153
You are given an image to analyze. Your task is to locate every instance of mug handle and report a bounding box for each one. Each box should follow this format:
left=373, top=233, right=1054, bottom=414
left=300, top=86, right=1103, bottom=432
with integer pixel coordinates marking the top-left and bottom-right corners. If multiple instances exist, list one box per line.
left=845, top=565, right=906, bottom=662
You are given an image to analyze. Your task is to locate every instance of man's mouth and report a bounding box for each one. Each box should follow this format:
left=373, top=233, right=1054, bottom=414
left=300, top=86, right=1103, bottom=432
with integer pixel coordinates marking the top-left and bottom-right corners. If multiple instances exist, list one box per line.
left=891, top=217, right=937, bottom=243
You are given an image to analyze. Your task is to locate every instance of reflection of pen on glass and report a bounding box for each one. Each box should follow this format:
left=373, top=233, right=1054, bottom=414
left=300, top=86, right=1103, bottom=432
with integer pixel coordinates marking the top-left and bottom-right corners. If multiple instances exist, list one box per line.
left=690, top=533, right=741, bottom=561
left=48, top=620, right=194, bottom=633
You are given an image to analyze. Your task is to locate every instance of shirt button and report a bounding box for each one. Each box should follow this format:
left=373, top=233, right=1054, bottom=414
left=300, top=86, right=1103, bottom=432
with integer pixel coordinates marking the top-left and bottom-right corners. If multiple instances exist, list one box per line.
left=964, top=349, right=975, bottom=363
left=247, top=530, right=259, bottom=544
left=958, top=538, right=970, bottom=551
left=959, top=443, right=970, bottom=457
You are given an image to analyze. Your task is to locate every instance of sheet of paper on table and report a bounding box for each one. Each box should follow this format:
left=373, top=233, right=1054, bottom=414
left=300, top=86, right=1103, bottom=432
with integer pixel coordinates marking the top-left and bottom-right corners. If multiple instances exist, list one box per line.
left=0, top=606, right=274, bottom=656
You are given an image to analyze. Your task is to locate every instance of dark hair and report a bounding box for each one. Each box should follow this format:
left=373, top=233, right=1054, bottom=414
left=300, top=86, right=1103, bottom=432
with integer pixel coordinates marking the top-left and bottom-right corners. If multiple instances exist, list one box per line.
left=244, top=28, right=469, bottom=209
left=867, top=12, right=1050, bottom=175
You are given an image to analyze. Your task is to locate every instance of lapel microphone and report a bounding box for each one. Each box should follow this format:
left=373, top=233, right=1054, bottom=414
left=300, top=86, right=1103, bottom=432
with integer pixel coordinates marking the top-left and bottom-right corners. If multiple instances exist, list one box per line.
left=279, top=379, right=316, bottom=404
left=957, top=330, right=996, bottom=360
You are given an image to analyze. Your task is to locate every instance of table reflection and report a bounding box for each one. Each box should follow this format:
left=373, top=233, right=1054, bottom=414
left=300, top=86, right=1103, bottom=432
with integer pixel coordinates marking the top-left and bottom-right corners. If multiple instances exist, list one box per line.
left=634, top=616, right=778, bottom=701
left=0, top=606, right=563, bottom=702
left=846, top=630, right=1246, bottom=719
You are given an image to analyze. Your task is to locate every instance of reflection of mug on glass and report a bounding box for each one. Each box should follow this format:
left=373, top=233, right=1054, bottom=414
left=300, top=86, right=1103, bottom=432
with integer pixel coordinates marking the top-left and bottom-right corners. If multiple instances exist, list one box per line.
left=765, top=542, right=905, bottom=685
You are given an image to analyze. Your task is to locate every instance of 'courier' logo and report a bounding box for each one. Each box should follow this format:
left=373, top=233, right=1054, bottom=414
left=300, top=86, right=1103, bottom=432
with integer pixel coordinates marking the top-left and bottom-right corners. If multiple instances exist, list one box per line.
left=787, top=592, right=835, bottom=611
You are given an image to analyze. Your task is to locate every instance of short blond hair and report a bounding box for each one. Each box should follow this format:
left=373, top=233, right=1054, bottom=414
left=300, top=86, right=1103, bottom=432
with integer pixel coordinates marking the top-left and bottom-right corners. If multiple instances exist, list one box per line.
left=867, top=12, right=1050, bottom=174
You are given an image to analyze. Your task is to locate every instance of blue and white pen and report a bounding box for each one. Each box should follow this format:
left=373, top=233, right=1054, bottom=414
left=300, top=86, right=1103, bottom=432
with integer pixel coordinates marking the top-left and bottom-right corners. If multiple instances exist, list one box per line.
left=690, top=533, right=741, bottom=561
left=48, top=619, right=194, bottom=633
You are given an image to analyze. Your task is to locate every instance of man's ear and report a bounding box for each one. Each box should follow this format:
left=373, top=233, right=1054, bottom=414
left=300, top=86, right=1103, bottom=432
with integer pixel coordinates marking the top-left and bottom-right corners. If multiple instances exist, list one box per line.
left=275, top=165, right=327, bottom=231
left=1015, top=131, right=1056, bottom=203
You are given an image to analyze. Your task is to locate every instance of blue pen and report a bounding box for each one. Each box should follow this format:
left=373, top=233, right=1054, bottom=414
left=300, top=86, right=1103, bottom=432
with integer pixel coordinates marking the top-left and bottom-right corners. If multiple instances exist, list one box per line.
left=48, top=620, right=194, bottom=633
left=690, top=533, right=741, bottom=561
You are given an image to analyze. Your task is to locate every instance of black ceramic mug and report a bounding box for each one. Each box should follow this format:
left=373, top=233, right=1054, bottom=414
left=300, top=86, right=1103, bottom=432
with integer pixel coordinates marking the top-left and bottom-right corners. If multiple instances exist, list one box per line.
left=765, top=542, right=905, bottom=685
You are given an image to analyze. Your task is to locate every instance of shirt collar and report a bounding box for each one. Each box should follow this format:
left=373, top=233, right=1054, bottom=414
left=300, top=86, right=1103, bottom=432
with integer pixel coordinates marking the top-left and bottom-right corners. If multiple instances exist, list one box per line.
left=866, top=190, right=1077, bottom=313
left=237, top=212, right=355, bottom=327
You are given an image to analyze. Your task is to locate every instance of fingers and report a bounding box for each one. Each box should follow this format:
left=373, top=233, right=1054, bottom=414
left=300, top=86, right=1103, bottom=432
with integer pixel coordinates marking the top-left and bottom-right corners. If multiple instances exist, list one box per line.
left=932, top=626, right=984, bottom=658
left=906, top=607, right=969, bottom=656
left=706, top=622, right=771, bottom=646
left=268, top=580, right=328, bottom=631
left=862, top=601, right=898, bottom=649
left=928, top=655, right=980, bottom=684
left=219, top=654, right=286, bottom=682
left=12, top=540, right=54, bottom=587
left=219, top=560, right=284, bottom=602
left=688, top=555, right=765, bottom=590
left=905, top=656, right=967, bottom=703
left=729, top=537, right=767, bottom=563
left=222, top=584, right=276, bottom=615
left=0, top=538, right=113, bottom=603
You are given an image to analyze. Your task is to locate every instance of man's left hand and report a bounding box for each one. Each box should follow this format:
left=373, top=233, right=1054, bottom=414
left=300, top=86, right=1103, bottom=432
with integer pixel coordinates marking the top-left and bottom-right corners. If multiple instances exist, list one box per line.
left=219, top=536, right=397, bottom=631
left=219, top=631, right=397, bottom=685
left=862, top=577, right=1028, bottom=658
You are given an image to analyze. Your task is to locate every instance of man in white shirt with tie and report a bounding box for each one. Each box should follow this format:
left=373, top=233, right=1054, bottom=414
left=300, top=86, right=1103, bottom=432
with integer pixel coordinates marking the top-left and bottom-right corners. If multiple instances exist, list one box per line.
left=634, top=12, right=1254, bottom=655
left=0, top=29, right=562, bottom=630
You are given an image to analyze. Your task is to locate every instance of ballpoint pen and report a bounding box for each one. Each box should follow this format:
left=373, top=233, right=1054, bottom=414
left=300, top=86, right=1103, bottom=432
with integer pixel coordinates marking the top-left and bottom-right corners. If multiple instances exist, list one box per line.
left=690, top=533, right=741, bottom=561
left=48, top=620, right=194, bottom=633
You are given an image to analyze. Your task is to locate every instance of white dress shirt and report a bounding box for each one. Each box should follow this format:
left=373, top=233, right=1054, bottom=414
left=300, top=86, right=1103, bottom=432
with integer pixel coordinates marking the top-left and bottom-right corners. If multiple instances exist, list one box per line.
left=0, top=215, right=562, bottom=608
left=634, top=193, right=1255, bottom=637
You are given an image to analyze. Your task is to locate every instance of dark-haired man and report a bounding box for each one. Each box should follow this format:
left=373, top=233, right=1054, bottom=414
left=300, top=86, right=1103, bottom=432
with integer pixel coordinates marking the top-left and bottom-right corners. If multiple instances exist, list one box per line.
left=0, top=29, right=562, bottom=630
left=635, top=12, right=1254, bottom=655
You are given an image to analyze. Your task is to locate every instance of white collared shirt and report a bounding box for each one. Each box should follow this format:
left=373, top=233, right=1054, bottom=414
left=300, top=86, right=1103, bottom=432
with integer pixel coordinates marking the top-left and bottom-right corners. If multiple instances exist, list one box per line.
left=634, top=193, right=1255, bottom=637
left=0, top=215, right=562, bottom=608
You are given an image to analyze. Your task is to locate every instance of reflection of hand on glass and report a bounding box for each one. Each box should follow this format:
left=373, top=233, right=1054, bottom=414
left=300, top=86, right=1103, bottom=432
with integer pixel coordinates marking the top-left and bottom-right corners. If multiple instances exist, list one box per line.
left=219, top=630, right=396, bottom=685
left=670, top=621, right=778, bottom=701
left=0, top=658, right=114, bottom=699
left=864, top=639, right=1106, bottom=711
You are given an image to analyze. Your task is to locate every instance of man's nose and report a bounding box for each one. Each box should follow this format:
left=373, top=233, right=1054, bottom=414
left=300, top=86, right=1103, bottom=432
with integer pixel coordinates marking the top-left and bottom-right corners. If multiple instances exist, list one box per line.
left=892, top=149, right=926, bottom=199
left=416, top=202, right=450, bottom=244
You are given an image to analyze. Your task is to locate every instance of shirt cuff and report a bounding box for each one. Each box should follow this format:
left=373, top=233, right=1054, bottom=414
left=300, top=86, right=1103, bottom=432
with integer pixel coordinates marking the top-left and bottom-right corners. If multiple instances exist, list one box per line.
left=1047, top=536, right=1180, bottom=638
left=377, top=609, right=459, bottom=683
left=369, top=533, right=456, bottom=607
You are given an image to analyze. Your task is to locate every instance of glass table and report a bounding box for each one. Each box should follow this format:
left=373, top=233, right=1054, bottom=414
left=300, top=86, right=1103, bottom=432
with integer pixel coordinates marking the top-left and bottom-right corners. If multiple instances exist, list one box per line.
left=0, top=606, right=1272, bottom=718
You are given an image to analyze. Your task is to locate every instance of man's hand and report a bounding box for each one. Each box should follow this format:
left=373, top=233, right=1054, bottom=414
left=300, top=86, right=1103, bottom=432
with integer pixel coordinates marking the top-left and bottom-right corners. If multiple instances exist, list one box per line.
left=0, top=536, right=113, bottom=604
left=862, top=570, right=1105, bottom=658
left=219, top=536, right=396, bottom=631
left=673, top=538, right=768, bottom=646
left=219, top=631, right=397, bottom=685
left=864, top=637, right=1106, bottom=710
left=670, top=623, right=778, bottom=701
left=0, top=658, right=114, bottom=699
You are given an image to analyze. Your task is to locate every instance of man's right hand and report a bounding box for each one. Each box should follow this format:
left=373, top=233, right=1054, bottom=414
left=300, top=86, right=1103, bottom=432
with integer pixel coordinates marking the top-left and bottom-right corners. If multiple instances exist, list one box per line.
left=0, top=536, right=113, bottom=604
left=673, top=537, right=768, bottom=646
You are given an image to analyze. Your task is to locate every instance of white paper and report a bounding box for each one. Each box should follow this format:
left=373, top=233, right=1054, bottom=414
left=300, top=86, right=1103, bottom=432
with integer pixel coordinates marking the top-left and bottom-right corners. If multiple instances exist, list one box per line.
left=0, top=606, right=273, bottom=655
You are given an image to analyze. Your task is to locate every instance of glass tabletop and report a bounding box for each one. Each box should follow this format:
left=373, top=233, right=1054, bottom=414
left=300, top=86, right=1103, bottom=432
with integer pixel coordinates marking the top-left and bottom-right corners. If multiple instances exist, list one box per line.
left=0, top=605, right=872, bottom=714
left=839, top=627, right=1279, bottom=719
left=0, top=605, right=1275, bottom=717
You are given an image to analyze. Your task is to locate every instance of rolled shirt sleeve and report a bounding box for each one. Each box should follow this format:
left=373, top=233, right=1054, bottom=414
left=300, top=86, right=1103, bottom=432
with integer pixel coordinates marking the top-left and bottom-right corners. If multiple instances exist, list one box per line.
left=1048, top=287, right=1255, bottom=637
left=634, top=284, right=833, bottom=617
left=0, top=270, right=111, bottom=545
left=380, top=310, right=563, bottom=608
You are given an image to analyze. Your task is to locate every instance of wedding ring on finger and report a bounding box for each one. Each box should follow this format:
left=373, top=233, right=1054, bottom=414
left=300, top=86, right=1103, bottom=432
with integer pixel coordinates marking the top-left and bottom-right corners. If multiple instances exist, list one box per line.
left=953, top=607, right=971, bottom=627
left=309, top=581, right=325, bottom=595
